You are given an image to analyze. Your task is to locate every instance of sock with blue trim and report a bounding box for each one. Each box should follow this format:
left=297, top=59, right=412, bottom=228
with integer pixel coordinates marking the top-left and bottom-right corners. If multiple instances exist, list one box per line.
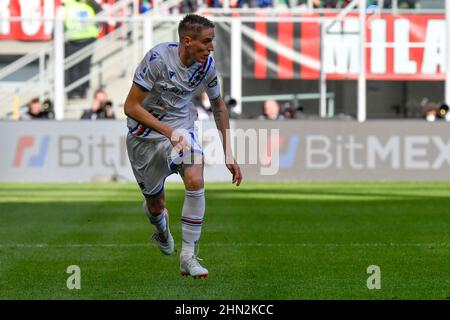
left=181, top=189, right=205, bottom=257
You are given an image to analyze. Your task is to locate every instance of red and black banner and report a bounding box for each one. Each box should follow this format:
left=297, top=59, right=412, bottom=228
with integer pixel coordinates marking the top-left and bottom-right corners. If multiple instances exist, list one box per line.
left=243, top=13, right=305, bottom=80
left=239, top=13, right=446, bottom=81
left=3, top=6, right=446, bottom=81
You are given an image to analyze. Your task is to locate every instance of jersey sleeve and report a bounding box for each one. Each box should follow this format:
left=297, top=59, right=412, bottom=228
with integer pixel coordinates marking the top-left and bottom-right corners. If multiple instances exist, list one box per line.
left=133, top=50, right=162, bottom=92
left=202, top=57, right=221, bottom=100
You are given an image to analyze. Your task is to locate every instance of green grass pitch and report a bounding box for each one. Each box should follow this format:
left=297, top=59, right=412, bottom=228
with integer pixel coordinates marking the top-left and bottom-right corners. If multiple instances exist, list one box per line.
left=0, top=182, right=449, bottom=300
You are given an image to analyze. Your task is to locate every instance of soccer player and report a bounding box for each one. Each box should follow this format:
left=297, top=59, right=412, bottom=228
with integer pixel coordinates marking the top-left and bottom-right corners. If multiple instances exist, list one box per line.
left=124, top=14, right=242, bottom=278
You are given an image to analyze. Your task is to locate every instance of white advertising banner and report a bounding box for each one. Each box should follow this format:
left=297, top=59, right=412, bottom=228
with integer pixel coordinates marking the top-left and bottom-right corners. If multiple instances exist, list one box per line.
left=0, top=120, right=232, bottom=182
left=1, top=120, right=450, bottom=182
left=236, top=120, right=450, bottom=181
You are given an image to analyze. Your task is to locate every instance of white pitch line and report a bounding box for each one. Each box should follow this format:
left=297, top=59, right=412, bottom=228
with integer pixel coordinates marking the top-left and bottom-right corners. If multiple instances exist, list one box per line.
left=0, top=243, right=448, bottom=249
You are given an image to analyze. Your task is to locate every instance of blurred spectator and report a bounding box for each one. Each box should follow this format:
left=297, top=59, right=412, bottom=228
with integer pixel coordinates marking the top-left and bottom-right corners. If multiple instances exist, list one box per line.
left=179, top=0, right=198, bottom=13
left=422, top=100, right=437, bottom=122
left=379, top=0, right=420, bottom=9
left=206, top=0, right=223, bottom=8
left=20, top=98, right=53, bottom=120
left=316, top=0, right=420, bottom=9
left=256, top=0, right=273, bottom=8
left=314, top=0, right=334, bottom=8
left=282, top=102, right=296, bottom=119
left=81, top=89, right=115, bottom=119
left=41, top=98, right=55, bottom=119
left=225, top=96, right=241, bottom=119
left=229, top=0, right=238, bottom=7
left=423, top=101, right=450, bottom=122
left=233, top=0, right=272, bottom=8
left=141, top=0, right=151, bottom=13
left=260, top=99, right=283, bottom=120
left=63, top=0, right=102, bottom=99
left=313, top=0, right=350, bottom=8
left=234, top=0, right=252, bottom=7
left=194, top=91, right=211, bottom=121
left=211, top=0, right=421, bottom=8
left=398, top=0, right=420, bottom=9
left=437, top=103, right=450, bottom=121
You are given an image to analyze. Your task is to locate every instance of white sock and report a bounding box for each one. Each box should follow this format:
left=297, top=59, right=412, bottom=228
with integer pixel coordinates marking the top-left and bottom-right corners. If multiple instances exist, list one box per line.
left=181, top=189, right=205, bottom=257
left=143, top=202, right=166, bottom=233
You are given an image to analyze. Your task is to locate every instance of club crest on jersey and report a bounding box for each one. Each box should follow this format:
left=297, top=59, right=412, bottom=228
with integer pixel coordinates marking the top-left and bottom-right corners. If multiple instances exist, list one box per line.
left=168, top=70, right=175, bottom=79
left=189, top=71, right=205, bottom=87
left=188, top=57, right=212, bottom=87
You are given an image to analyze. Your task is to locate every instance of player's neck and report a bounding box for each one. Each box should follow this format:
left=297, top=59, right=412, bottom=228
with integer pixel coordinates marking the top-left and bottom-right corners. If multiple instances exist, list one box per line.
left=178, top=46, right=195, bottom=68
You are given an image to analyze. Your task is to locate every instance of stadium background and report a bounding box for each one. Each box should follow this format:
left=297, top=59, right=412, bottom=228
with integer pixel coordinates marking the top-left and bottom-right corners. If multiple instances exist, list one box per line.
left=0, top=0, right=449, bottom=300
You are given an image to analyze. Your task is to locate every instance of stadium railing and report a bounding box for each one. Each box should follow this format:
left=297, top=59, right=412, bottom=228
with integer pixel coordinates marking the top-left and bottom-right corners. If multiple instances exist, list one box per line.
left=0, top=0, right=184, bottom=120
left=1, top=0, right=449, bottom=121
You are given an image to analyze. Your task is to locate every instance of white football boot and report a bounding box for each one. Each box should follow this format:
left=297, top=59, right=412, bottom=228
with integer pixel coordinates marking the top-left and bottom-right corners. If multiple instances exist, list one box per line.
left=151, top=208, right=174, bottom=255
left=180, top=254, right=208, bottom=278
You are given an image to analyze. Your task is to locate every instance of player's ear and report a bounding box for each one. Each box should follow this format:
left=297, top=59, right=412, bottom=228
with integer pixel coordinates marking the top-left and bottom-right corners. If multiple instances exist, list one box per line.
left=183, top=35, right=192, bottom=46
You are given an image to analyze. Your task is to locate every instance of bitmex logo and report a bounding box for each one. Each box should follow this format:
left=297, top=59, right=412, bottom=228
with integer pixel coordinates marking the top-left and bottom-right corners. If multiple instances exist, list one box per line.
left=279, top=135, right=300, bottom=168
left=13, top=136, right=50, bottom=167
left=262, top=134, right=450, bottom=170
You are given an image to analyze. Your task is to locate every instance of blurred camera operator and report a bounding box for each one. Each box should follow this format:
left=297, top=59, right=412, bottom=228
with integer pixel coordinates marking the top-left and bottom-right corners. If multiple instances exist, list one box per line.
left=19, top=97, right=53, bottom=120
left=437, top=103, right=450, bottom=121
left=81, top=89, right=115, bottom=120
left=225, top=96, right=240, bottom=120
left=281, top=102, right=296, bottom=119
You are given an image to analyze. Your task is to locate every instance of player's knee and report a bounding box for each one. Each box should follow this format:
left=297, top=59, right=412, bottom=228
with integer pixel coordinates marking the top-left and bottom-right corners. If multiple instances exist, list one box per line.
left=184, top=177, right=204, bottom=191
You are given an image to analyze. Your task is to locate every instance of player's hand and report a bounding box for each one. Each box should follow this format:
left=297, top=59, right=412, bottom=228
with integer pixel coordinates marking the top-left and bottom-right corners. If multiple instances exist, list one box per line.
left=226, top=161, right=242, bottom=186
left=170, top=129, right=192, bottom=154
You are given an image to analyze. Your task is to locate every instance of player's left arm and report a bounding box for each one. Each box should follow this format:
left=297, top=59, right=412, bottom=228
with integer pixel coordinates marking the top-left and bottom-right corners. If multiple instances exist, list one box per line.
left=210, top=96, right=242, bottom=186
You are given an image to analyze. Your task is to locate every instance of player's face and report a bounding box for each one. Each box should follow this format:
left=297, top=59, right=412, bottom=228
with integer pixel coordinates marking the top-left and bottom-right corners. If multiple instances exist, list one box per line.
left=189, top=27, right=215, bottom=64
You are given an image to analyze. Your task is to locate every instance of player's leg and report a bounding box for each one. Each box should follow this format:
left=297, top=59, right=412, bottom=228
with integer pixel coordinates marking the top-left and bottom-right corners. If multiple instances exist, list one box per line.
left=143, top=188, right=174, bottom=255
left=180, top=163, right=205, bottom=257
left=143, top=186, right=166, bottom=231
left=179, top=162, right=208, bottom=278
left=126, top=134, right=174, bottom=255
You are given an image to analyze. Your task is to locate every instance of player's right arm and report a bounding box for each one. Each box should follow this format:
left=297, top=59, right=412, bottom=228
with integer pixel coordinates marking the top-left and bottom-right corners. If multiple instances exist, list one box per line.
left=124, top=84, right=191, bottom=153
left=124, top=49, right=190, bottom=151
left=124, top=84, right=174, bottom=139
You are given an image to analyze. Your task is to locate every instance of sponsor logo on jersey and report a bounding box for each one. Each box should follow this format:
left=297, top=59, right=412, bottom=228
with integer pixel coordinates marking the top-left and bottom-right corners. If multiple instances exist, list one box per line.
left=149, top=52, right=158, bottom=62
left=161, top=83, right=189, bottom=96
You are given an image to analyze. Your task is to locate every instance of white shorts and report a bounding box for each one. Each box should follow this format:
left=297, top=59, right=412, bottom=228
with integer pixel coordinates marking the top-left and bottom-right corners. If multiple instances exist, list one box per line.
left=126, top=131, right=203, bottom=197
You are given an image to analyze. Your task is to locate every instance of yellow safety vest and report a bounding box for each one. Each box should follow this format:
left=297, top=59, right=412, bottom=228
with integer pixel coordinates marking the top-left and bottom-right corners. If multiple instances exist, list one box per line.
left=64, top=0, right=99, bottom=41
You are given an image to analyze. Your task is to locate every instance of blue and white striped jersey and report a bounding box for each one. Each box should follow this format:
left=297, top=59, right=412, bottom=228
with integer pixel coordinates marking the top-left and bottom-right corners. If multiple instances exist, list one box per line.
left=127, top=42, right=221, bottom=140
